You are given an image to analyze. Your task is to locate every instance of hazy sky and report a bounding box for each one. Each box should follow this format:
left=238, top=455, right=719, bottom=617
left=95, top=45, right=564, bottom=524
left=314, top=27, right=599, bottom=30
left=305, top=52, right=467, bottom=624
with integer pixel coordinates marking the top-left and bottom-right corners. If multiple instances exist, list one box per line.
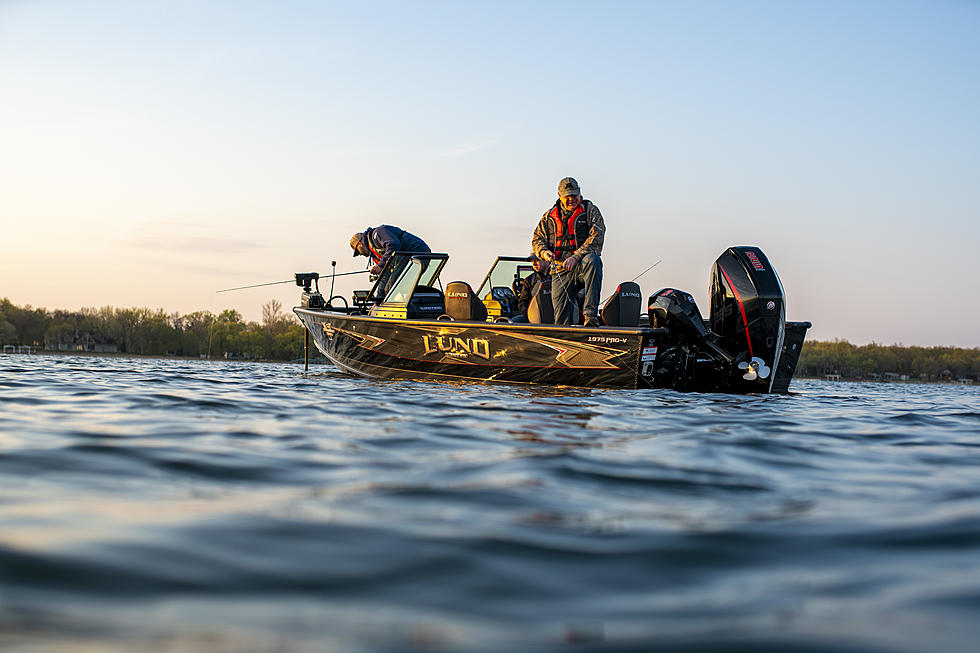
left=1, top=0, right=977, bottom=346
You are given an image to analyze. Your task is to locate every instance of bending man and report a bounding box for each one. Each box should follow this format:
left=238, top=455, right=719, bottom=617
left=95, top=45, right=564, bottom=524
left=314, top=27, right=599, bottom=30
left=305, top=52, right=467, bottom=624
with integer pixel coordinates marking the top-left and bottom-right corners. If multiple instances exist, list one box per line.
left=350, top=225, right=431, bottom=296
left=531, top=177, right=605, bottom=326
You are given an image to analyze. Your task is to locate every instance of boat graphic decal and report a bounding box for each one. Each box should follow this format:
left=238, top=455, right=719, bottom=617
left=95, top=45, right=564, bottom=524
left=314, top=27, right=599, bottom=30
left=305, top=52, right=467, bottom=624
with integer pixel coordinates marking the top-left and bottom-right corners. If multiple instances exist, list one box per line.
left=324, top=324, right=386, bottom=350
left=502, top=332, right=630, bottom=368
left=359, top=334, right=386, bottom=350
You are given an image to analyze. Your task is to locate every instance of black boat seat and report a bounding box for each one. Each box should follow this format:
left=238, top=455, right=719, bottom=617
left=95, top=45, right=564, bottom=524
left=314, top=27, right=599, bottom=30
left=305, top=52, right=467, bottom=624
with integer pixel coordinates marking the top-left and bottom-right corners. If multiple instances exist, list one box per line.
left=445, top=281, right=487, bottom=321
left=600, top=281, right=642, bottom=326
left=526, top=277, right=553, bottom=324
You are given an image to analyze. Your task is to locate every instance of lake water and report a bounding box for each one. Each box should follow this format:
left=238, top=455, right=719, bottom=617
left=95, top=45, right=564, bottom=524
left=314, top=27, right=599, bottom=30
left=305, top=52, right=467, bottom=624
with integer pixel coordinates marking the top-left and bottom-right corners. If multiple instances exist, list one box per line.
left=0, top=354, right=978, bottom=652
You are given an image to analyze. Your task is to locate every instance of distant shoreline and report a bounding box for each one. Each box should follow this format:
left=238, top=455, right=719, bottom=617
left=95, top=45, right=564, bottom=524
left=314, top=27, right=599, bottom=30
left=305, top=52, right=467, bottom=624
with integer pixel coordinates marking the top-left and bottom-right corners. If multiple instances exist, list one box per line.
left=796, top=375, right=974, bottom=386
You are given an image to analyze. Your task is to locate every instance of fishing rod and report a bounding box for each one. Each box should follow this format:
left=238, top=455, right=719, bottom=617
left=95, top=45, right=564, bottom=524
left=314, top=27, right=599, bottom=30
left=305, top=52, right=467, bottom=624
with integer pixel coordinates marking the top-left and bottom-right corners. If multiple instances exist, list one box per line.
left=630, top=258, right=663, bottom=283
left=548, top=256, right=663, bottom=316
left=597, top=258, right=663, bottom=306
left=216, top=268, right=368, bottom=293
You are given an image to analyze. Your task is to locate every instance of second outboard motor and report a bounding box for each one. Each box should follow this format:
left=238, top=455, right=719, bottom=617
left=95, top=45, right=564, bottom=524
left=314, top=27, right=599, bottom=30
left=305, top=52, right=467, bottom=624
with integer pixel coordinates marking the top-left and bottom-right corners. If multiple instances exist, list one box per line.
left=646, top=289, right=733, bottom=390
left=651, top=286, right=734, bottom=349
left=709, top=246, right=786, bottom=390
left=649, top=288, right=709, bottom=339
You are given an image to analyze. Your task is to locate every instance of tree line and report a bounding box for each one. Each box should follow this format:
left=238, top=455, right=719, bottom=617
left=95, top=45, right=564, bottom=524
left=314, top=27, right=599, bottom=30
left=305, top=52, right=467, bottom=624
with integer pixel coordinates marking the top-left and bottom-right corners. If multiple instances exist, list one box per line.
left=797, top=339, right=979, bottom=381
left=1, top=297, right=306, bottom=360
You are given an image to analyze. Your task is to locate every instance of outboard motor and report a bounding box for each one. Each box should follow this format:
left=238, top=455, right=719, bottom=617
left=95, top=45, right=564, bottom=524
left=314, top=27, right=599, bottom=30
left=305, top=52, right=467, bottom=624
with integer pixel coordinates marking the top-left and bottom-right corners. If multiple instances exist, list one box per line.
left=647, top=288, right=734, bottom=390
left=709, top=247, right=786, bottom=391
left=649, top=288, right=708, bottom=339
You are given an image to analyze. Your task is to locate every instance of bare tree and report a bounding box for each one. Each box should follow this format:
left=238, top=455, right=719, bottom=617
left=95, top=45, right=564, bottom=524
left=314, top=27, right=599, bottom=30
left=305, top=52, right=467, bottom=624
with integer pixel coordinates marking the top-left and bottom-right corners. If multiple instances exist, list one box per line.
left=262, top=299, right=286, bottom=335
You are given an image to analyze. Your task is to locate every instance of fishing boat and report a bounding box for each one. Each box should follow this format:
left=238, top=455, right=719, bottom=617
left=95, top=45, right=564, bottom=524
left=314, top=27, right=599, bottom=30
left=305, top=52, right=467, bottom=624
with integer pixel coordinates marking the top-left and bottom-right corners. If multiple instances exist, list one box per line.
left=293, top=246, right=810, bottom=393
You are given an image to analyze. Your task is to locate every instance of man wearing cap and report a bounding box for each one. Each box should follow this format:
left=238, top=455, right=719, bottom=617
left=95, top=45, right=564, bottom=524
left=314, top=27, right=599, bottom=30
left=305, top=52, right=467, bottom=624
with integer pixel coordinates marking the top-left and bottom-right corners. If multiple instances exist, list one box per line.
left=531, top=177, right=605, bottom=326
left=514, top=252, right=552, bottom=321
left=350, top=225, right=430, bottom=295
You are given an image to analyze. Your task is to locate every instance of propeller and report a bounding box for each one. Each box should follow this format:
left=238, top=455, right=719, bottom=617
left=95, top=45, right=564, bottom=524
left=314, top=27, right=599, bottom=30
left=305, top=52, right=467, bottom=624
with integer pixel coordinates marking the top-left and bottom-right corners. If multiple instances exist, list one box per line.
left=738, top=357, right=771, bottom=381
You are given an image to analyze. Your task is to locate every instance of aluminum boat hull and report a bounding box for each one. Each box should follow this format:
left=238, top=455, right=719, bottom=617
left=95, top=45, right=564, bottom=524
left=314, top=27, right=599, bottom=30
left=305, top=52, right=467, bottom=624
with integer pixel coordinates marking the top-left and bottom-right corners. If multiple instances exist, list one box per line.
left=295, top=308, right=661, bottom=388
left=294, top=308, right=810, bottom=392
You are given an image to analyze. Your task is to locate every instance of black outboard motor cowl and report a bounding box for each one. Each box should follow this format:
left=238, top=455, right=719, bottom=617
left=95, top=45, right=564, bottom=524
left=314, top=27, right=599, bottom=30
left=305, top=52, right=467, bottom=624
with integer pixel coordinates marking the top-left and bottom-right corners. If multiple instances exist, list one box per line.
left=709, top=247, right=786, bottom=390
left=649, top=288, right=709, bottom=339
left=649, top=288, right=734, bottom=369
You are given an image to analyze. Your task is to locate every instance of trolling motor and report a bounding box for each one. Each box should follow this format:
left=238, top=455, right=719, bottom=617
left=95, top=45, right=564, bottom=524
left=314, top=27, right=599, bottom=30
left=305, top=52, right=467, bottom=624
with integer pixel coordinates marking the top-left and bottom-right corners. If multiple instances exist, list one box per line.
left=295, top=272, right=326, bottom=309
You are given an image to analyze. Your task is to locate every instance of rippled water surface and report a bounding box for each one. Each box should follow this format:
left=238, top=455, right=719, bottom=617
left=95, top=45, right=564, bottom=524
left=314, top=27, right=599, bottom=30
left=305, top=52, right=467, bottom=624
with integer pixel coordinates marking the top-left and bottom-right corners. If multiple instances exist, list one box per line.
left=1, top=354, right=978, bottom=652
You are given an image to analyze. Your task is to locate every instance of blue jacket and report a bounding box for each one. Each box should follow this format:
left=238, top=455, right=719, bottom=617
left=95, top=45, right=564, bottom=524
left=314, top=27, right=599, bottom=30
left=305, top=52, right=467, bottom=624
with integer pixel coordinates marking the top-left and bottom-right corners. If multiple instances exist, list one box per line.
left=364, top=225, right=431, bottom=270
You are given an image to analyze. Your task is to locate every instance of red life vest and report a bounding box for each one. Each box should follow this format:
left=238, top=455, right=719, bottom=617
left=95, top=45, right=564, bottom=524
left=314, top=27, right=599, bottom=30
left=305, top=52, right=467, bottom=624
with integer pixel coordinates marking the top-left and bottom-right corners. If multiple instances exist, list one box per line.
left=365, top=230, right=383, bottom=264
left=548, top=202, right=590, bottom=259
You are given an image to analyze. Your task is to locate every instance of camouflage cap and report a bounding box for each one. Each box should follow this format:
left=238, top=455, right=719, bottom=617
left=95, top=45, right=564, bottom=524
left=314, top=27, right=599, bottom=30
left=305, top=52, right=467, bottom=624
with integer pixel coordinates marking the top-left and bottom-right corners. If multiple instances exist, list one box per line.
left=558, top=177, right=580, bottom=197
left=350, top=232, right=365, bottom=257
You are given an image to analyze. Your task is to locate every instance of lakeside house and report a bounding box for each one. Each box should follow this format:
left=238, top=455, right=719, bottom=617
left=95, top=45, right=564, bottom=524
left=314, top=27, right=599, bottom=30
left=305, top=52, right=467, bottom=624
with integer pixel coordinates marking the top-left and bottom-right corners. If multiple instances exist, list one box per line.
left=883, top=372, right=910, bottom=382
left=54, top=342, right=119, bottom=353
left=2, top=345, right=35, bottom=354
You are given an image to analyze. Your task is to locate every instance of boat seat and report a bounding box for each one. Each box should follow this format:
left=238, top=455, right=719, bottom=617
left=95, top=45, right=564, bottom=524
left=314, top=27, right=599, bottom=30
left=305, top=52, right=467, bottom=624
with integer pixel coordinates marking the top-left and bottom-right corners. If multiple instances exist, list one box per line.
left=526, top=276, right=554, bottom=324
left=445, top=281, right=488, bottom=322
left=600, top=281, right=642, bottom=326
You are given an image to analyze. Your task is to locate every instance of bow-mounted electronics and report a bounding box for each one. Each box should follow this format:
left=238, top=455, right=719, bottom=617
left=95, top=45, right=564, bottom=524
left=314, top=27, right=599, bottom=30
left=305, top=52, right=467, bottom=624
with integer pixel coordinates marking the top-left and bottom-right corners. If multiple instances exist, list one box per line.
left=295, top=272, right=326, bottom=309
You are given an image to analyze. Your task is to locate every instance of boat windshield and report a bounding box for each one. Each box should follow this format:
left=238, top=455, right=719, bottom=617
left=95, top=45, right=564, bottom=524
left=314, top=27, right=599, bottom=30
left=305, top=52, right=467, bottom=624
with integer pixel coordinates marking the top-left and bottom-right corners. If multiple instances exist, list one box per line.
left=475, top=256, right=536, bottom=300
left=383, top=254, right=448, bottom=303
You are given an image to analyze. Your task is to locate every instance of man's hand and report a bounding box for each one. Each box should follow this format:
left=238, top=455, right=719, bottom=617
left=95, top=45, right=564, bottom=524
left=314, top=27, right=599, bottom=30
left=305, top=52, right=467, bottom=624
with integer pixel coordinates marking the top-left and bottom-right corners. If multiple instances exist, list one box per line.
left=539, top=250, right=554, bottom=263
left=370, top=264, right=382, bottom=275
left=562, top=255, right=579, bottom=272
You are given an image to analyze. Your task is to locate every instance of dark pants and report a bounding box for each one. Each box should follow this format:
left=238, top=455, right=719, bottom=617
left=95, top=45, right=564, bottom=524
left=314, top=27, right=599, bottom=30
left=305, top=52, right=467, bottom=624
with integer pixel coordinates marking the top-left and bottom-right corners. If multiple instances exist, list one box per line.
left=552, top=253, right=602, bottom=325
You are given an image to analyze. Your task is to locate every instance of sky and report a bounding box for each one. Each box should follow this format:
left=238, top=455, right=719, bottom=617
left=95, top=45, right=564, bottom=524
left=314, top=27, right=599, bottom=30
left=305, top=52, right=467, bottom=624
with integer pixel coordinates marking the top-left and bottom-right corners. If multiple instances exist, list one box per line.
left=1, top=0, right=978, bottom=347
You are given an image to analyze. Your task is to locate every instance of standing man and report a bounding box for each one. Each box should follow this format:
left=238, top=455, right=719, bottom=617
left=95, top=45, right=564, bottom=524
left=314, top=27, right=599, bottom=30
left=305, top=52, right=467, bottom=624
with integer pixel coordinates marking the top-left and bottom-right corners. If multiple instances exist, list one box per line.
left=531, top=177, right=605, bottom=326
left=350, top=225, right=431, bottom=296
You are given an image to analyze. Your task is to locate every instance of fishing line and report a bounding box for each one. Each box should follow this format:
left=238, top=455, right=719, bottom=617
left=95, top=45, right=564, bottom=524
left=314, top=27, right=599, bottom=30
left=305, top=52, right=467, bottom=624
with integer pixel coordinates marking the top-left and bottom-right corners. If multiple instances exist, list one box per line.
left=216, top=269, right=368, bottom=293
left=549, top=260, right=582, bottom=320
